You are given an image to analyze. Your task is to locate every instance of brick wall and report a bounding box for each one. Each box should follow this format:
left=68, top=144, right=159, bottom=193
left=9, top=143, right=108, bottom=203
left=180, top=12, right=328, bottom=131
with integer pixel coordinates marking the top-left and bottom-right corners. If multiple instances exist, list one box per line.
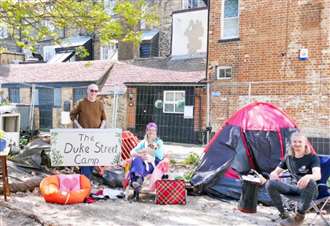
left=194, top=87, right=207, bottom=131
left=0, top=52, right=24, bottom=64
left=101, top=94, right=128, bottom=129
left=208, top=0, right=330, bottom=138
left=33, top=108, right=39, bottom=129
left=53, top=108, right=61, bottom=128
left=20, top=88, right=31, bottom=105
left=0, top=88, right=8, bottom=100
left=61, top=87, right=73, bottom=109
left=156, top=0, right=182, bottom=57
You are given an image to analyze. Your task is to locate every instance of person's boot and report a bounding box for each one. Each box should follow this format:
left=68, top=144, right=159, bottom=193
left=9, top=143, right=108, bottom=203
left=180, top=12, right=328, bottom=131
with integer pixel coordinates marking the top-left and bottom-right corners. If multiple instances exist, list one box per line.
left=131, top=177, right=143, bottom=202
left=280, top=212, right=305, bottom=226
left=279, top=211, right=290, bottom=220
left=132, top=190, right=140, bottom=202
left=132, top=177, right=143, bottom=190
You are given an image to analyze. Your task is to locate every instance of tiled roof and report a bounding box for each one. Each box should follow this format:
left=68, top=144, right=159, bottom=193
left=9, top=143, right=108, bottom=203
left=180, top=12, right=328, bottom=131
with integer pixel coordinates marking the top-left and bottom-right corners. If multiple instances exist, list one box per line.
left=102, top=57, right=206, bottom=94
left=0, top=60, right=113, bottom=84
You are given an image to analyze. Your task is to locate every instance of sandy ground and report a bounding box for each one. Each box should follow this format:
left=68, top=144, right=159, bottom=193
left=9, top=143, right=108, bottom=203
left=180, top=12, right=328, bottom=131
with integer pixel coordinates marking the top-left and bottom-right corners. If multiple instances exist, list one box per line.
left=0, top=144, right=328, bottom=226
left=1, top=193, right=326, bottom=226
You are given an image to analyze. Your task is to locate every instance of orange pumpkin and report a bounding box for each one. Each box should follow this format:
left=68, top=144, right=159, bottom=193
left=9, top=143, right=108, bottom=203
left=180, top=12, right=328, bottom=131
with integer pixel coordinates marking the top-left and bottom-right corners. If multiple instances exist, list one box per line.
left=40, top=175, right=91, bottom=205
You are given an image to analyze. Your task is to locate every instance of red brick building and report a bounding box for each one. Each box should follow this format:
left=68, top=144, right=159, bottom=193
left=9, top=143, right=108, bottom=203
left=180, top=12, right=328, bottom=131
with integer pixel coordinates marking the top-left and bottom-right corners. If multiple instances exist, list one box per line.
left=207, top=0, right=330, bottom=152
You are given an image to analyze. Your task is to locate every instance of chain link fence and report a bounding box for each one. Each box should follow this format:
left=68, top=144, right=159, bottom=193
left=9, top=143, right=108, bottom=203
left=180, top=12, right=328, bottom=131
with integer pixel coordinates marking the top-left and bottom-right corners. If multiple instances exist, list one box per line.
left=209, top=78, right=330, bottom=154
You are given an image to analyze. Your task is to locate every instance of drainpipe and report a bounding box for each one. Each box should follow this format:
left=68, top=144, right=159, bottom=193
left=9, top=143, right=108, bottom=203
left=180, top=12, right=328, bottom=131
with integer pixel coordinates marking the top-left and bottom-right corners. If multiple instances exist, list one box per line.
left=206, top=0, right=211, bottom=143
left=30, top=84, right=35, bottom=132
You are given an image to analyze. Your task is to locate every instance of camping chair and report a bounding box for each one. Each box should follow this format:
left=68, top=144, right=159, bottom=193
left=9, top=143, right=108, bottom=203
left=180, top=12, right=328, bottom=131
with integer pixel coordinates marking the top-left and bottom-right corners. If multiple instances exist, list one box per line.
left=309, top=155, right=330, bottom=226
left=282, top=155, right=330, bottom=226
left=120, top=131, right=170, bottom=200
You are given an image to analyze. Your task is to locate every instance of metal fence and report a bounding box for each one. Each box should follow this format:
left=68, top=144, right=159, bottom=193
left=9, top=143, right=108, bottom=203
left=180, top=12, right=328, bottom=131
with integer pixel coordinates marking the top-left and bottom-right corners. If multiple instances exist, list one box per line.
left=3, top=77, right=330, bottom=154
left=208, top=78, right=330, bottom=154
left=105, top=85, right=207, bottom=144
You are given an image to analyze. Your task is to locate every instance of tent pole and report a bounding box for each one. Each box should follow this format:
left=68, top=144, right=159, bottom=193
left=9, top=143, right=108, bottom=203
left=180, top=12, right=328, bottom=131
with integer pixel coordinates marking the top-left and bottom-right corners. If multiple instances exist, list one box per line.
left=248, top=82, right=251, bottom=102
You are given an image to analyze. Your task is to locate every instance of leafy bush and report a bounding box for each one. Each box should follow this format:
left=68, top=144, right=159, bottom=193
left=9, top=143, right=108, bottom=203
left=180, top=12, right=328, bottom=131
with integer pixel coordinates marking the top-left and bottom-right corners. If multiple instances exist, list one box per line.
left=183, top=171, right=194, bottom=182
left=183, top=152, right=200, bottom=166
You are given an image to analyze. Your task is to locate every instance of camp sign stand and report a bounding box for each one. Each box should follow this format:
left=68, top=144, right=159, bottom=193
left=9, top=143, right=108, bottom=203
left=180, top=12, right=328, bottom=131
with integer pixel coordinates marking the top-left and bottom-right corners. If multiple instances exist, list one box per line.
left=50, top=129, right=122, bottom=166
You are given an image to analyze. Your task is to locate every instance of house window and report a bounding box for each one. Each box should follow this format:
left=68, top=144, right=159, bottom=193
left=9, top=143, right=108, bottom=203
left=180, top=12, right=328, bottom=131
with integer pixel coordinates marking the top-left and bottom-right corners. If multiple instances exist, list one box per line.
left=43, top=46, right=56, bottom=62
left=73, top=87, right=86, bottom=104
left=100, top=43, right=117, bottom=60
left=0, top=24, right=8, bottom=39
left=8, top=88, right=20, bottom=103
left=163, top=91, right=185, bottom=114
left=104, top=0, right=116, bottom=15
left=221, top=0, right=239, bottom=40
left=54, top=88, right=62, bottom=107
left=139, top=43, right=152, bottom=58
left=217, top=66, right=232, bottom=79
left=182, top=0, right=205, bottom=9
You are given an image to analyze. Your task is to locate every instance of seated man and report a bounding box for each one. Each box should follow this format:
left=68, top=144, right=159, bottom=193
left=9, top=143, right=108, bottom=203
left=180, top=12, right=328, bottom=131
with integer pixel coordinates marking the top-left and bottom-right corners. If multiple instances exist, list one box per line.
left=266, top=132, right=321, bottom=226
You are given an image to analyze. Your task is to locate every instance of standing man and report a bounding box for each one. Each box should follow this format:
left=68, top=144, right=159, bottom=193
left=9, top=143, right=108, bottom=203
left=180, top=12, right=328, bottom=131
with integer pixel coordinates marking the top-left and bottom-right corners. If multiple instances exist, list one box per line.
left=70, top=84, right=106, bottom=179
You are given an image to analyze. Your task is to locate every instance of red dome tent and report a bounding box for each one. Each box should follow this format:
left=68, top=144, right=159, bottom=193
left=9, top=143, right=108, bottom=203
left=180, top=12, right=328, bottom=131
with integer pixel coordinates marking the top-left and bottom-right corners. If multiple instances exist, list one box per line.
left=191, top=102, right=313, bottom=203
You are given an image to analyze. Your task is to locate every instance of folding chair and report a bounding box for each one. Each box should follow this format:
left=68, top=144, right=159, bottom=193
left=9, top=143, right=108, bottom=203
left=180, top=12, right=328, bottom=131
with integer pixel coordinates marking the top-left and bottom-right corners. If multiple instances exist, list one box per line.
left=282, top=155, right=330, bottom=226
left=309, top=155, right=330, bottom=226
left=309, top=184, right=329, bottom=226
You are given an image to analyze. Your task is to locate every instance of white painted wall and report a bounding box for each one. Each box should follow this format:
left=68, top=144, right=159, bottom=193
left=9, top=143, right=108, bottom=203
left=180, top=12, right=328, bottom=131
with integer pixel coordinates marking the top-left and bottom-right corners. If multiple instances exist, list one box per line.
left=171, top=9, right=208, bottom=58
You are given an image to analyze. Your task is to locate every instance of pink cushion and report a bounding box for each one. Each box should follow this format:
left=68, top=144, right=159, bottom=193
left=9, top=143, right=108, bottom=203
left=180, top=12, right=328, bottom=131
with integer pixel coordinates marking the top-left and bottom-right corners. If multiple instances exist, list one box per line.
left=59, top=174, right=81, bottom=192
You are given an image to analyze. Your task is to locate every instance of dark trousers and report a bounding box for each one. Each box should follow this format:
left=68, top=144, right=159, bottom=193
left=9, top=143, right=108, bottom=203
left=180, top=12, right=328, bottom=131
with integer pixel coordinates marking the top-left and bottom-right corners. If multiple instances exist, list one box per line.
left=80, top=166, right=94, bottom=180
left=266, top=179, right=318, bottom=214
left=129, top=157, right=161, bottom=184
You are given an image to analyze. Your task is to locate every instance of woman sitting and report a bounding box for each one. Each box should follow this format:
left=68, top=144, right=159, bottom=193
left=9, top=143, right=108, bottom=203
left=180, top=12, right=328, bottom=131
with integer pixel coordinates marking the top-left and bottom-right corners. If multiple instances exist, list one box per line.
left=129, top=122, right=166, bottom=201
left=266, top=132, right=321, bottom=226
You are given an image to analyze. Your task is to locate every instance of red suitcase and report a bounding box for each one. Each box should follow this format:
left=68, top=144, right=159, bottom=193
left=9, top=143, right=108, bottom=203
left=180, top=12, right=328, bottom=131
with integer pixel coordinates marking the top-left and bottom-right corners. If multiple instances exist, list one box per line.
left=155, top=179, right=186, bottom=205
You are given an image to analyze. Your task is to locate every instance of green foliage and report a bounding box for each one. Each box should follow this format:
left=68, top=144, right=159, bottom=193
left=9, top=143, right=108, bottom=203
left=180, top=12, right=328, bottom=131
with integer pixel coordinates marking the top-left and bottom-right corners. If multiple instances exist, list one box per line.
left=0, top=98, right=9, bottom=106
left=183, top=171, right=194, bottom=182
left=19, top=137, right=29, bottom=146
left=182, top=152, right=200, bottom=166
left=0, top=0, right=159, bottom=52
left=51, top=149, right=64, bottom=166
left=75, top=46, right=90, bottom=59
left=0, top=47, right=7, bottom=54
left=170, top=159, right=177, bottom=165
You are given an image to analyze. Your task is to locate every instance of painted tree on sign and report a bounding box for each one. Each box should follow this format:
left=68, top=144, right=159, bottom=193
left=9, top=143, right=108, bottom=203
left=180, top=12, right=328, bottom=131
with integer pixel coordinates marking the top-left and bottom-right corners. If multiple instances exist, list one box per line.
left=0, top=0, right=158, bottom=53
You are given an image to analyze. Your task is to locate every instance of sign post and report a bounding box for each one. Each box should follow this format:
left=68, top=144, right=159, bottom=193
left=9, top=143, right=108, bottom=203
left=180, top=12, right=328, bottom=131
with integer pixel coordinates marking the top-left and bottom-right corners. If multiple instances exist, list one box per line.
left=50, top=128, right=122, bottom=166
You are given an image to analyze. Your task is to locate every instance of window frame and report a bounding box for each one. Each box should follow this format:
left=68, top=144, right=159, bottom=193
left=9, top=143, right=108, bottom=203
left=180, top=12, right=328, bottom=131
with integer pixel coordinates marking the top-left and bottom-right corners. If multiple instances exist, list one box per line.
left=163, top=90, right=185, bottom=114
left=221, top=0, right=240, bottom=40
left=182, top=0, right=205, bottom=9
left=73, top=87, right=86, bottom=104
left=8, top=88, right=20, bottom=103
left=216, top=66, right=233, bottom=80
left=100, top=43, right=117, bottom=60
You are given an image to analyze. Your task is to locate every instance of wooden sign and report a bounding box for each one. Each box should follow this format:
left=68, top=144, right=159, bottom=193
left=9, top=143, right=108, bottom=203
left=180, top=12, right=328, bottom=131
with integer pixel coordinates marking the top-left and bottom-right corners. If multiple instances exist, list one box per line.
left=50, top=129, right=122, bottom=166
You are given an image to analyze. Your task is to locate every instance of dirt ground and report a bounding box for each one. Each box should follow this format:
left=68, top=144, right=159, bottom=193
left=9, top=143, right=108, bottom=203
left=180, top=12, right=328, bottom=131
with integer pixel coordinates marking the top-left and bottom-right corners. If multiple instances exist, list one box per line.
left=0, top=192, right=326, bottom=226
left=0, top=144, right=328, bottom=226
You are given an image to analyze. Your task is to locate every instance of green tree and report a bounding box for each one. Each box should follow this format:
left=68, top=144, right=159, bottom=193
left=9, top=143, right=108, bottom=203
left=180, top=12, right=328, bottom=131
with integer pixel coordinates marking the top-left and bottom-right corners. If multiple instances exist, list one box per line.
left=0, top=0, right=159, bottom=53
